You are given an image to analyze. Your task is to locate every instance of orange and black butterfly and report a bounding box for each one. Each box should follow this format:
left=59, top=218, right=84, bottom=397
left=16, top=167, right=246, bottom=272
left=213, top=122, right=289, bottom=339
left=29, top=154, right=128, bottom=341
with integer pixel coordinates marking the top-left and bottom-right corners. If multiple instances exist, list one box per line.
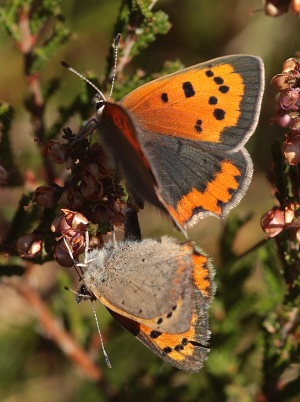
left=82, top=237, right=214, bottom=372
left=96, top=55, right=264, bottom=233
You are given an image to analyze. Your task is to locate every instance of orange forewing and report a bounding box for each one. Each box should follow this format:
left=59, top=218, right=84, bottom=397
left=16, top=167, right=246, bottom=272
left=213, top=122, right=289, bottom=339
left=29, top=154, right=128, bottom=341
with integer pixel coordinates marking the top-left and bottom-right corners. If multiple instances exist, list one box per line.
left=122, top=64, right=243, bottom=143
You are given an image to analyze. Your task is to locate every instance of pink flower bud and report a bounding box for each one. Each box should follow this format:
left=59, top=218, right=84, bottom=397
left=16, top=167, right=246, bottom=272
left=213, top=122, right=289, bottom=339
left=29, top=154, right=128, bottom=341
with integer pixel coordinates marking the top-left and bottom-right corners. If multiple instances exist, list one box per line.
left=51, top=214, right=64, bottom=233
left=271, top=73, right=290, bottom=90
left=265, top=1, right=289, bottom=16
left=54, top=241, right=74, bottom=267
left=271, top=109, right=291, bottom=127
left=282, top=58, right=299, bottom=73
left=289, top=117, right=300, bottom=131
left=62, top=209, right=89, bottom=231
left=261, top=208, right=285, bottom=238
left=17, top=234, right=43, bottom=258
left=284, top=202, right=296, bottom=224
left=51, top=210, right=88, bottom=233
left=290, top=0, right=300, bottom=15
left=283, top=132, right=300, bottom=165
left=279, top=88, right=300, bottom=111
left=33, top=184, right=62, bottom=208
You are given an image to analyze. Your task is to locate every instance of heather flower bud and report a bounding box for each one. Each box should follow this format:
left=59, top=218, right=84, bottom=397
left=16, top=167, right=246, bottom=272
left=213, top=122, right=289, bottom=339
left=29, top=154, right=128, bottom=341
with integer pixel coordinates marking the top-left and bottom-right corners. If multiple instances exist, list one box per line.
left=33, top=184, right=62, bottom=208
left=284, top=202, right=296, bottom=224
left=80, top=174, right=103, bottom=201
left=62, top=209, right=89, bottom=231
left=54, top=241, right=74, bottom=267
left=289, top=117, right=300, bottom=131
left=279, top=88, right=300, bottom=110
left=283, top=132, right=300, bottom=165
left=58, top=187, right=84, bottom=209
left=265, top=0, right=289, bottom=16
left=290, top=0, right=300, bottom=15
left=17, top=233, right=43, bottom=258
left=271, top=73, right=290, bottom=90
left=51, top=214, right=64, bottom=233
left=261, top=208, right=285, bottom=238
left=46, top=140, right=69, bottom=164
left=51, top=210, right=88, bottom=234
left=282, top=58, right=298, bottom=73
left=272, top=110, right=291, bottom=127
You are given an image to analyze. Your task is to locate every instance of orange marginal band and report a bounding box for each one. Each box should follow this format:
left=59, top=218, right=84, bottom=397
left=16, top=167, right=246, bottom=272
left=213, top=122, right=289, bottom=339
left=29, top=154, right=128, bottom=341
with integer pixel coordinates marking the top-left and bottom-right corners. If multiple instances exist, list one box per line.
left=167, top=160, right=241, bottom=226
left=139, top=312, right=199, bottom=361
left=192, top=253, right=211, bottom=297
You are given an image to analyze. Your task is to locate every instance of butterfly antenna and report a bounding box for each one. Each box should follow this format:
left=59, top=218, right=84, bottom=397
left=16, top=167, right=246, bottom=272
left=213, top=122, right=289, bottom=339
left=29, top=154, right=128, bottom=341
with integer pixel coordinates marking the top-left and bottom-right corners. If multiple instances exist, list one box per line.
left=108, top=33, right=121, bottom=100
left=61, top=61, right=106, bottom=102
left=63, top=237, right=85, bottom=277
left=91, top=304, right=112, bottom=368
left=84, top=231, right=90, bottom=264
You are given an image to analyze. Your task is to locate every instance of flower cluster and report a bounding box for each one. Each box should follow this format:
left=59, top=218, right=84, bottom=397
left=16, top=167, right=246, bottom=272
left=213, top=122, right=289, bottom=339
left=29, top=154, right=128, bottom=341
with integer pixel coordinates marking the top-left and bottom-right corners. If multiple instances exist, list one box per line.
left=264, top=0, right=300, bottom=16
left=261, top=201, right=300, bottom=238
left=261, top=57, right=300, bottom=238
left=17, top=124, right=126, bottom=264
left=271, top=58, right=300, bottom=166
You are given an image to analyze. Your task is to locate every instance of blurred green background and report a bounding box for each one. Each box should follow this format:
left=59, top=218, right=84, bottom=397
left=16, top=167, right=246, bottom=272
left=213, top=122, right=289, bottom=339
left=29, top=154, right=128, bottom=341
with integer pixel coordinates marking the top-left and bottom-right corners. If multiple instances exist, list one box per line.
left=0, top=1, right=299, bottom=401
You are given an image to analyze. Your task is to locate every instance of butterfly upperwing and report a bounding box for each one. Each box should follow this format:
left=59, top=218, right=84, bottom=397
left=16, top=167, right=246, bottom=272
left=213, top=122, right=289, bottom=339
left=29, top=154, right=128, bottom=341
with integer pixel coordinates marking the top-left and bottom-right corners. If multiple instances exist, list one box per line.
left=137, top=131, right=253, bottom=227
left=99, top=55, right=264, bottom=229
left=121, top=55, right=264, bottom=151
left=84, top=238, right=195, bottom=334
left=108, top=248, right=214, bottom=372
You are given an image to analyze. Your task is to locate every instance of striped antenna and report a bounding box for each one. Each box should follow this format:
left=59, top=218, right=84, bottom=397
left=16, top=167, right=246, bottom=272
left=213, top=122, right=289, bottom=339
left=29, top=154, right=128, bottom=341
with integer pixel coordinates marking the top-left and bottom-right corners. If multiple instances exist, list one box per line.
left=108, top=33, right=122, bottom=99
left=91, top=304, right=112, bottom=368
left=61, top=61, right=106, bottom=102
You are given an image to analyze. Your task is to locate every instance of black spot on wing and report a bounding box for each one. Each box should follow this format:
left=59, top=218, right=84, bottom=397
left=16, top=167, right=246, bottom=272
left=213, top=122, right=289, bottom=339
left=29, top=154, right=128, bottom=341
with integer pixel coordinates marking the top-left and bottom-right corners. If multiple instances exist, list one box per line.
left=195, top=119, right=203, bottom=133
left=183, top=82, right=196, bottom=98
left=205, top=70, right=214, bottom=77
left=161, top=93, right=168, bottom=103
left=219, top=85, right=229, bottom=93
left=213, top=108, right=226, bottom=120
left=214, top=77, right=224, bottom=85
left=209, top=96, right=218, bottom=105
left=150, top=330, right=162, bottom=339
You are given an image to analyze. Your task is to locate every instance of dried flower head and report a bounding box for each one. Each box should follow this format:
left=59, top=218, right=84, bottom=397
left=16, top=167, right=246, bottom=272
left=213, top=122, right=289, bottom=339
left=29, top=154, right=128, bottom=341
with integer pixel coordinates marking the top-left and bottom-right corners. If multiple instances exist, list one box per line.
left=261, top=208, right=286, bottom=238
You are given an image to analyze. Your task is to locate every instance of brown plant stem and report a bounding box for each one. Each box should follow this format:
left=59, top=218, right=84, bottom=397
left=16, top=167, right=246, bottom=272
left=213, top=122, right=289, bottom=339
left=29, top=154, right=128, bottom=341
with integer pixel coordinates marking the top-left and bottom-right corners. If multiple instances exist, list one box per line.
left=6, top=266, right=103, bottom=382
left=106, top=0, right=159, bottom=83
left=18, top=6, right=55, bottom=183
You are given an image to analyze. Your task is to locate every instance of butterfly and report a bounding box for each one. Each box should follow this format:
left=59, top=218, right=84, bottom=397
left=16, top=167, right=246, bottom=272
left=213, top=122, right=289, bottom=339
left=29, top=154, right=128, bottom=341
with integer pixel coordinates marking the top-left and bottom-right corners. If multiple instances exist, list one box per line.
left=95, top=55, right=264, bottom=233
left=81, top=236, right=214, bottom=372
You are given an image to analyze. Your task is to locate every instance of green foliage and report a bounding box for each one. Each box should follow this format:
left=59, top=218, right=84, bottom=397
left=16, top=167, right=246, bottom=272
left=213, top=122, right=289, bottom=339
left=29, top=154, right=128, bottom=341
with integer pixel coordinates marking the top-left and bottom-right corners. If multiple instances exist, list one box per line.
left=0, top=103, right=23, bottom=186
